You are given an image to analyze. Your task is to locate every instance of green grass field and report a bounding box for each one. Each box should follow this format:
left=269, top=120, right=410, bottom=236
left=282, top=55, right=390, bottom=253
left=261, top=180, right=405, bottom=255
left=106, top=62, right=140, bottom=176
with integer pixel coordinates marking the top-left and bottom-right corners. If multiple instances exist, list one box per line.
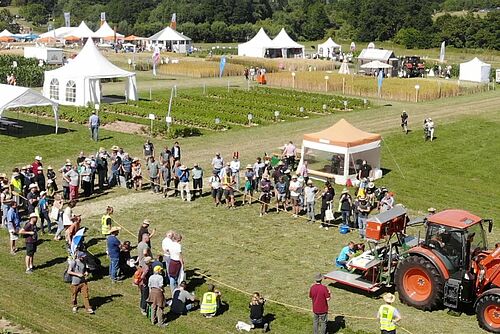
left=0, top=86, right=499, bottom=333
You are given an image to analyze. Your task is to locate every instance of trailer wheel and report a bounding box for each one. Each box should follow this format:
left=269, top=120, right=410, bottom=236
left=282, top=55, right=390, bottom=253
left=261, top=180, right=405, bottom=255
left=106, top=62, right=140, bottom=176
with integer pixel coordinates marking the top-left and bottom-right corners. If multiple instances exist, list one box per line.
left=476, top=294, right=500, bottom=333
left=395, top=255, right=443, bottom=310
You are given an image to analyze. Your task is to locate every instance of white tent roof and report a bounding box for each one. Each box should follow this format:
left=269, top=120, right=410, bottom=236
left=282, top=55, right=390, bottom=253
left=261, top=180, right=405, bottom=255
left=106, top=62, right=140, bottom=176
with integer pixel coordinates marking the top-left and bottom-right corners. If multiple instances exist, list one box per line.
left=361, top=60, right=393, bottom=69
left=0, top=84, right=59, bottom=133
left=0, top=29, right=13, bottom=37
left=70, top=21, right=96, bottom=39
left=149, top=26, right=191, bottom=41
left=239, top=28, right=272, bottom=49
left=94, top=21, right=124, bottom=39
left=459, top=57, right=491, bottom=83
left=270, top=28, right=304, bottom=49
left=45, top=38, right=134, bottom=79
left=358, top=49, right=395, bottom=62
left=39, top=27, right=74, bottom=39
left=318, top=37, right=340, bottom=50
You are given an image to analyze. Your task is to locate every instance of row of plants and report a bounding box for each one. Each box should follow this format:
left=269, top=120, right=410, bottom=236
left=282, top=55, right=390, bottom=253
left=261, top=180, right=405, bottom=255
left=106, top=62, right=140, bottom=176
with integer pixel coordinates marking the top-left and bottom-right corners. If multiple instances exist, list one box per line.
left=0, top=55, right=48, bottom=87
left=265, top=72, right=490, bottom=102
left=157, top=60, right=245, bottom=78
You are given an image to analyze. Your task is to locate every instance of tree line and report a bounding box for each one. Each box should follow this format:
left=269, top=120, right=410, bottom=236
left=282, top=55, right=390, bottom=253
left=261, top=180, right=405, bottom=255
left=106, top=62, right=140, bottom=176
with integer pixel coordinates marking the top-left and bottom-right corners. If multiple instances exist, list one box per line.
left=1, top=0, right=499, bottom=50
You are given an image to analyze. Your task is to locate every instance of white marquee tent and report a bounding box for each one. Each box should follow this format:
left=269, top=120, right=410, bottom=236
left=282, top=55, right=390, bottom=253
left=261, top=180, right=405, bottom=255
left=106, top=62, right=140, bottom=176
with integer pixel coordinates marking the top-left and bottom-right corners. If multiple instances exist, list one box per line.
left=459, top=57, right=491, bottom=83
left=267, top=28, right=304, bottom=58
left=237, top=28, right=273, bottom=58
left=0, top=84, right=59, bottom=133
left=94, top=21, right=124, bottom=40
left=39, top=21, right=95, bottom=40
left=338, top=59, right=350, bottom=75
left=297, top=119, right=382, bottom=185
left=39, top=27, right=74, bottom=39
left=317, top=37, right=340, bottom=58
left=0, top=29, right=13, bottom=37
left=360, top=60, right=393, bottom=69
left=149, top=27, right=192, bottom=53
left=43, top=38, right=137, bottom=106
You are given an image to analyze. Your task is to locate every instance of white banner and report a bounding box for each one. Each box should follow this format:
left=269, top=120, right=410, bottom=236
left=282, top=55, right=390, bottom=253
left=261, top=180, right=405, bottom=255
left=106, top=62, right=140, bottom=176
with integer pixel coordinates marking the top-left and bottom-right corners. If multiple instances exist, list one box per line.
left=64, top=12, right=70, bottom=27
left=100, top=12, right=106, bottom=22
left=439, top=41, right=446, bottom=63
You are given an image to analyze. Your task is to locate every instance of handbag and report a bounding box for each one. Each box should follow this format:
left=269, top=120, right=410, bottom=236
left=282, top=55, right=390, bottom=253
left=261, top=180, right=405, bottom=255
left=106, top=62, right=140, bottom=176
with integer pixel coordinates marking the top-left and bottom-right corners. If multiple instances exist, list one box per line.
left=325, top=203, right=334, bottom=221
left=49, top=207, right=59, bottom=221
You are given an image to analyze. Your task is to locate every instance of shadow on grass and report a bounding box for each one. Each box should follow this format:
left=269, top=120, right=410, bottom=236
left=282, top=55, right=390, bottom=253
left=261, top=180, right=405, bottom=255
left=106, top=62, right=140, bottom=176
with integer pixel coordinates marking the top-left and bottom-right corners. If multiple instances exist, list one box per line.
left=185, top=268, right=206, bottom=291
left=327, top=316, right=346, bottom=333
left=380, top=167, right=392, bottom=176
left=90, top=293, right=123, bottom=310
left=0, top=118, right=73, bottom=138
left=36, top=256, right=67, bottom=270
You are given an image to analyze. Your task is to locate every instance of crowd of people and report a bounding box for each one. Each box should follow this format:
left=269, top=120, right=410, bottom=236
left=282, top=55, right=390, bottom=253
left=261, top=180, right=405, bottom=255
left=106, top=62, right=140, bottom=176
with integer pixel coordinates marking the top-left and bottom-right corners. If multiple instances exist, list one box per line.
left=0, top=133, right=403, bottom=333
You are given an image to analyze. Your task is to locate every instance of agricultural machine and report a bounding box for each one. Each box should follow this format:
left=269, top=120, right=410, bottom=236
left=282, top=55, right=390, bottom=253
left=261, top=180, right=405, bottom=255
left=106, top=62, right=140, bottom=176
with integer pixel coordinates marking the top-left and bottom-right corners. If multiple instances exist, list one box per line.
left=325, top=205, right=499, bottom=332
left=401, top=56, right=425, bottom=78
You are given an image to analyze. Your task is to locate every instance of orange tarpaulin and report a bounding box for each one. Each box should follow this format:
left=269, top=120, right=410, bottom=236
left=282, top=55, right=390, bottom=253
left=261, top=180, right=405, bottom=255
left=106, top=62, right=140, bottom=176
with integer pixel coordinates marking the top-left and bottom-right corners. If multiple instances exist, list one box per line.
left=303, top=118, right=381, bottom=147
left=124, top=35, right=145, bottom=41
left=37, top=37, right=58, bottom=43
left=64, top=35, right=80, bottom=42
left=0, top=36, right=15, bottom=42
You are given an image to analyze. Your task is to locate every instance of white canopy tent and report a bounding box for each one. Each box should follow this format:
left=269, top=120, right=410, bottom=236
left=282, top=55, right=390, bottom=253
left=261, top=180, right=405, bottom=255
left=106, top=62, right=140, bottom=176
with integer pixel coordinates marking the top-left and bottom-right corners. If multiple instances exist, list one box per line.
left=237, top=28, right=273, bottom=58
left=69, top=21, right=96, bottom=39
left=297, top=119, right=382, bottom=185
left=360, top=60, right=393, bottom=69
left=317, top=37, right=341, bottom=58
left=149, top=27, right=192, bottom=53
left=266, top=28, right=304, bottom=58
left=459, top=57, right=491, bottom=83
left=0, top=29, right=13, bottom=37
left=39, top=27, right=74, bottom=39
left=0, top=84, right=59, bottom=133
left=94, top=21, right=124, bottom=41
left=43, top=38, right=137, bottom=106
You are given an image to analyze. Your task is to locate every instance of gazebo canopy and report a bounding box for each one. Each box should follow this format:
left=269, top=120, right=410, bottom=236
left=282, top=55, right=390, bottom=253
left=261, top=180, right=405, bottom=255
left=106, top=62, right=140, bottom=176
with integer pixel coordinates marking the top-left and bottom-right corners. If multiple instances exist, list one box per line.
left=0, top=29, right=13, bottom=37
left=360, top=60, right=393, bottom=69
left=94, top=21, right=124, bottom=40
left=237, top=28, right=273, bottom=58
left=124, top=35, right=146, bottom=41
left=270, top=28, right=304, bottom=49
left=318, top=37, right=340, bottom=58
left=0, top=84, right=59, bottom=133
left=149, top=26, right=191, bottom=42
left=304, top=118, right=381, bottom=147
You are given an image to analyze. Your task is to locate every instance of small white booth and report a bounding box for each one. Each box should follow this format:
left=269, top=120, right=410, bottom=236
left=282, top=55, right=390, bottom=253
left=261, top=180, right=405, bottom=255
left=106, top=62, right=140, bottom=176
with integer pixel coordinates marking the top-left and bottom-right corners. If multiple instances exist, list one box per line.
left=94, top=21, right=124, bottom=41
left=0, top=84, right=59, bottom=133
left=297, top=119, right=382, bottom=185
left=148, top=27, right=192, bottom=53
left=317, top=37, right=341, bottom=59
left=24, top=46, right=63, bottom=65
left=43, top=38, right=137, bottom=106
left=459, top=57, right=491, bottom=83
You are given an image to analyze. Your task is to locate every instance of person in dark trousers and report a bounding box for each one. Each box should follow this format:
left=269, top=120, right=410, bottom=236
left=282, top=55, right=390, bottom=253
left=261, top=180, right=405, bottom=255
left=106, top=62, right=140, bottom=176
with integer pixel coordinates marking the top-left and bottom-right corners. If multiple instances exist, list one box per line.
left=339, top=188, right=353, bottom=227
left=400, top=111, right=409, bottom=134
left=249, top=292, right=269, bottom=332
left=320, top=182, right=335, bottom=223
left=377, top=293, right=401, bottom=334
left=171, top=142, right=181, bottom=163
left=309, top=273, right=331, bottom=334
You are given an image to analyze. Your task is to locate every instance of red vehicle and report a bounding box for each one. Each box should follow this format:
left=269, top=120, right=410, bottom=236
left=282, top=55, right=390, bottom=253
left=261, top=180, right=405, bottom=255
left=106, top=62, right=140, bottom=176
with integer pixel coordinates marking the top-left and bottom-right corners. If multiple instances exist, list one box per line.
left=402, top=56, right=425, bottom=78
left=326, top=207, right=499, bottom=332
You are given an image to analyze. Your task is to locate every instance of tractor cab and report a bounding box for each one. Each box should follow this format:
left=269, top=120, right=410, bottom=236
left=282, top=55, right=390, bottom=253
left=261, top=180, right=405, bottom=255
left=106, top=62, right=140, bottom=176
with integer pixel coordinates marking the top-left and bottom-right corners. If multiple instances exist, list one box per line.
left=424, top=210, right=488, bottom=276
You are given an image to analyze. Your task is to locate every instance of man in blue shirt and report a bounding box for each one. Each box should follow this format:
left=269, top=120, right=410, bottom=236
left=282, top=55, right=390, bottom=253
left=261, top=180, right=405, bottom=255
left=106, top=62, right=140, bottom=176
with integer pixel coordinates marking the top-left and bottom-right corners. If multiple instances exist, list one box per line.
left=336, top=241, right=355, bottom=269
left=6, top=201, right=21, bottom=254
left=106, top=227, right=122, bottom=282
left=88, top=111, right=100, bottom=142
left=177, top=165, right=191, bottom=201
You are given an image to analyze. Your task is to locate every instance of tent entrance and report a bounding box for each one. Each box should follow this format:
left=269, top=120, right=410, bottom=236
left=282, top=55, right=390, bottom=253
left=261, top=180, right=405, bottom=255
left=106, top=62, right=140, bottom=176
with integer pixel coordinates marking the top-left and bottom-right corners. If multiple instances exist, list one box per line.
left=98, top=77, right=129, bottom=105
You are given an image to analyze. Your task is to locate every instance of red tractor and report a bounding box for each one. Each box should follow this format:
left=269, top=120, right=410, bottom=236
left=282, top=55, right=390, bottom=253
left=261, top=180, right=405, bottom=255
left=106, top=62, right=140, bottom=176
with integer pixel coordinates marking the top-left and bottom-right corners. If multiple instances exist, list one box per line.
left=325, top=207, right=499, bottom=332
left=401, top=56, right=425, bottom=78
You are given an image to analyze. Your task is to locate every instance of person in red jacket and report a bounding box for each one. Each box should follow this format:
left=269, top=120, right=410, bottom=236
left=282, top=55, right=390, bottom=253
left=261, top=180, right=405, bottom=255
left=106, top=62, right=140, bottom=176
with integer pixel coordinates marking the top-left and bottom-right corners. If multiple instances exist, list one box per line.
left=309, top=273, right=331, bottom=334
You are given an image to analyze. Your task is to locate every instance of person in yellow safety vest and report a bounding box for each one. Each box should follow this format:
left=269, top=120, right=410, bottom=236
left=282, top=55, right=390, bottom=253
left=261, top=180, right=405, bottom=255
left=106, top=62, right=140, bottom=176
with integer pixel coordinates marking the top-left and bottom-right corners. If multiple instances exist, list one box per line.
left=377, top=293, right=401, bottom=334
left=200, top=284, right=221, bottom=318
left=101, top=206, right=113, bottom=236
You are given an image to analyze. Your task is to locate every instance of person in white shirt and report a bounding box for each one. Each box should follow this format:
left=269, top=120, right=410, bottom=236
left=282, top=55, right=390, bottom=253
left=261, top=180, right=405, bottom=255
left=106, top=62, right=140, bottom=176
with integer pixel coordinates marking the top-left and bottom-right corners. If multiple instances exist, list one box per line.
left=229, top=155, right=241, bottom=190
left=289, top=175, right=302, bottom=218
left=167, top=233, right=184, bottom=293
left=161, top=230, right=174, bottom=272
left=211, top=153, right=224, bottom=174
left=282, top=141, right=297, bottom=171
left=208, top=171, right=222, bottom=206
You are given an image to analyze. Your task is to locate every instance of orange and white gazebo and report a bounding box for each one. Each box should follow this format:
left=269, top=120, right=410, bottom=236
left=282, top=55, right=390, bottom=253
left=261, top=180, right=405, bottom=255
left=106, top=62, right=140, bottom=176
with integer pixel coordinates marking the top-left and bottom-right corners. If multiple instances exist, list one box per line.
left=297, top=118, right=382, bottom=184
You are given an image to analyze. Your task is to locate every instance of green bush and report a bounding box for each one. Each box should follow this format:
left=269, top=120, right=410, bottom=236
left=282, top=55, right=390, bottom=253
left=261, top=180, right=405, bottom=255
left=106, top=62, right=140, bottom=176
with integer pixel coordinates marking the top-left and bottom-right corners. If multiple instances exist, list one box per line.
left=0, top=55, right=47, bottom=87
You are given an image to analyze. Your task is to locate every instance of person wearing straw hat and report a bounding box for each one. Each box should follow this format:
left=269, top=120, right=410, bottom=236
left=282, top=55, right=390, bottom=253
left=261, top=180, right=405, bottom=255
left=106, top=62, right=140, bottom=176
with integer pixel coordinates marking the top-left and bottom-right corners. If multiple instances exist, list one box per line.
left=177, top=165, right=191, bottom=202
left=64, top=164, right=80, bottom=201
left=26, top=183, right=39, bottom=214
left=46, top=165, right=58, bottom=192
left=356, top=196, right=371, bottom=239
left=38, top=191, right=51, bottom=234
left=32, top=156, right=43, bottom=176
left=19, top=212, right=39, bottom=274
left=131, top=158, right=143, bottom=191
left=139, top=256, right=153, bottom=315
left=59, top=160, right=72, bottom=200
left=242, top=164, right=255, bottom=205
left=107, top=226, right=122, bottom=282
left=377, top=293, right=401, bottom=334
left=95, top=147, right=109, bottom=192
left=304, top=180, right=318, bottom=222
left=309, top=273, right=331, bottom=334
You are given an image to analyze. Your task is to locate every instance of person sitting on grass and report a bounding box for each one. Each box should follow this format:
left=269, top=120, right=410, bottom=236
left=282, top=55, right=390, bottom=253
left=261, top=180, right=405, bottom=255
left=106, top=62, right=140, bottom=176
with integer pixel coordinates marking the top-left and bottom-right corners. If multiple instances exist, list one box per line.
left=170, top=281, right=198, bottom=315
left=335, top=241, right=356, bottom=269
left=200, top=284, right=221, bottom=318
left=249, top=292, right=269, bottom=332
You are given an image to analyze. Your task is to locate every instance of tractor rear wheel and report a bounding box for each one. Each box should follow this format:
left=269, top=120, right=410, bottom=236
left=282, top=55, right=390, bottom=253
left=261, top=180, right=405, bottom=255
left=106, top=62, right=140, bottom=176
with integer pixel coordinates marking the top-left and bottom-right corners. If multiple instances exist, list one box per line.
left=395, top=255, right=444, bottom=310
left=476, top=294, right=500, bottom=333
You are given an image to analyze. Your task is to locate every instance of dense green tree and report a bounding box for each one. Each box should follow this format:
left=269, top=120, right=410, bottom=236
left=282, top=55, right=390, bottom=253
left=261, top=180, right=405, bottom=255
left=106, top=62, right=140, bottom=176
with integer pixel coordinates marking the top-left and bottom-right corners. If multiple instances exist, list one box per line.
left=0, top=8, right=20, bottom=32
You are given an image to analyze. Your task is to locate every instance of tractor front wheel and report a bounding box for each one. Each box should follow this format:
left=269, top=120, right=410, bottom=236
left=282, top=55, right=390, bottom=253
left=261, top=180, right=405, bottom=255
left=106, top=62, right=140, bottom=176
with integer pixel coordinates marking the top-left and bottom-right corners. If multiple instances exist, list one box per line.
left=395, top=255, right=444, bottom=311
left=476, top=294, right=500, bottom=333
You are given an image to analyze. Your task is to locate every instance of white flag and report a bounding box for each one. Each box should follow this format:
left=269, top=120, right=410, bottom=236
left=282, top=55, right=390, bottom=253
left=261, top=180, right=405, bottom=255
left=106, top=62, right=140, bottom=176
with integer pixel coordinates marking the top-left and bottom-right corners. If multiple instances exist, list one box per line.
left=439, top=41, right=445, bottom=63
left=63, top=12, right=70, bottom=27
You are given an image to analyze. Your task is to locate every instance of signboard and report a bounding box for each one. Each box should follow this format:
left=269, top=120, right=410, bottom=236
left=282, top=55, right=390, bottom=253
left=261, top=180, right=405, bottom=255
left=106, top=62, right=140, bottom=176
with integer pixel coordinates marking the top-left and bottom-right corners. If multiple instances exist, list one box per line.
left=148, top=114, right=155, bottom=120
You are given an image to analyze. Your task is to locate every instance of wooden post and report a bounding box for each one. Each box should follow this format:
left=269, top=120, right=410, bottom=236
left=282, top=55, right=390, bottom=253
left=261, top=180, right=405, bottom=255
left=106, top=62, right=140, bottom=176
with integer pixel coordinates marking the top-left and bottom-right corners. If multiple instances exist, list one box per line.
left=342, top=77, right=345, bottom=95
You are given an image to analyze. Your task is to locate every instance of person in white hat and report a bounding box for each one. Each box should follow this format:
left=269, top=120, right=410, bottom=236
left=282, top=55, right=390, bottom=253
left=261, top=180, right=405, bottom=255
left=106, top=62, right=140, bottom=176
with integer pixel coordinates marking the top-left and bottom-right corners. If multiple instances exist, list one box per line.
left=191, top=163, right=204, bottom=199
left=89, top=110, right=100, bottom=141
left=26, top=183, right=39, bottom=214
left=32, top=156, right=43, bottom=176
left=243, top=164, right=255, bottom=205
left=34, top=166, right=46, bottom=192
left=377, top=293, right=401, bottom=334
left=107, top=226, right=122, bottom=282
left=38, top=191, right=51, bottom=234
left=19, top=213, right=39, bottom=274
